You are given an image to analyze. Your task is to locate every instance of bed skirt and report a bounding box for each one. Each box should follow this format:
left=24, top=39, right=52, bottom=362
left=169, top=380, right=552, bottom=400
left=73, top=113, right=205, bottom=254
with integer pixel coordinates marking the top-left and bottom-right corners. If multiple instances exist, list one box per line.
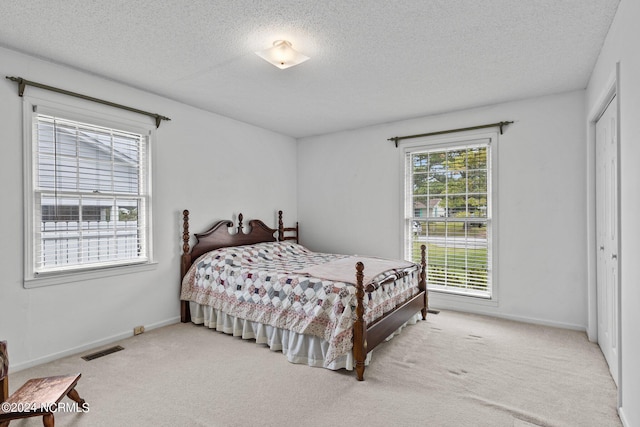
left=189, top=301, right=420, bottom=371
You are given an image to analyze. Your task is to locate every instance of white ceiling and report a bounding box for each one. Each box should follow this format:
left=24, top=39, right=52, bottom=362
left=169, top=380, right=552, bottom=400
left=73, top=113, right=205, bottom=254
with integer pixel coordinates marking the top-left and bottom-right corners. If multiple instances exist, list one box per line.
left=0, top=0, right=620, bottom=138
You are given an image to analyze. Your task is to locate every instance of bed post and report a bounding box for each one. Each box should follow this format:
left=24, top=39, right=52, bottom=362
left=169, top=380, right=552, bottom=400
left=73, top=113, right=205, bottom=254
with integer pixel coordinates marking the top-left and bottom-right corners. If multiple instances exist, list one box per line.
left=180, top=210, right=192, bottom=323
left=420, top=244, right=427, bottom=320
left=237, top=213, right=244, bottom=234
left=277, top=210, right=300, bottom=243
left=353, top=261, right=367, bottom=381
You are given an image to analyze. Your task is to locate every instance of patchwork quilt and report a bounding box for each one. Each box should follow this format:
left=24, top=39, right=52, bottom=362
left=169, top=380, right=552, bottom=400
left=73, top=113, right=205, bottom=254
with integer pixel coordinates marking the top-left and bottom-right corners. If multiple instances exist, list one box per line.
left=180, top=242, right=420, bottom=365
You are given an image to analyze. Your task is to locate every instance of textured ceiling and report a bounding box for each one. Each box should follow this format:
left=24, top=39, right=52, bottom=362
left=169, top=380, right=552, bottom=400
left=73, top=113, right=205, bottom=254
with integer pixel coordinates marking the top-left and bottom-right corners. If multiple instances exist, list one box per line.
left=0, top=0, right=620, bottom=138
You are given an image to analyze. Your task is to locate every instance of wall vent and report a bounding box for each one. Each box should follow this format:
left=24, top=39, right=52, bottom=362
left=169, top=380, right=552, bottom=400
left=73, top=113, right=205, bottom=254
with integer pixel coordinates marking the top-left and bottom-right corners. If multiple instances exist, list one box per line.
left=81, top=345, right=124, bottom=361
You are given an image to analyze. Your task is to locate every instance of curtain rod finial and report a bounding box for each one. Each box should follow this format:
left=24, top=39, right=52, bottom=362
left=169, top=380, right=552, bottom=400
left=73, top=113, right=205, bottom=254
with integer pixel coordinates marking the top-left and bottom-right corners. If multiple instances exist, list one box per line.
left=5, top=76, right=25, bottom=96
left=155, top=115, right=171, bottom=128
left=498, top=121, right=514, bottom=135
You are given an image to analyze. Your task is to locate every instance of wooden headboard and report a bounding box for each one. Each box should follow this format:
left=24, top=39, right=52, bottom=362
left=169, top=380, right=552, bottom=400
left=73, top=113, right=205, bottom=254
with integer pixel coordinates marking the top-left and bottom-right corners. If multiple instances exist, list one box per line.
left=188, top=212, right=276, bottom=261
left=180, top=209, right=298, bottom=322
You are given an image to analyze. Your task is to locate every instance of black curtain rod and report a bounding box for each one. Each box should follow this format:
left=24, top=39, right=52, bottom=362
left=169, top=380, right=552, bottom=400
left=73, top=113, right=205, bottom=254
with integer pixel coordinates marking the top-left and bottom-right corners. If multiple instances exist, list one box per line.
left=5, top=76, right=171, bottom=128
left=388, top=121, right=513, bottom=147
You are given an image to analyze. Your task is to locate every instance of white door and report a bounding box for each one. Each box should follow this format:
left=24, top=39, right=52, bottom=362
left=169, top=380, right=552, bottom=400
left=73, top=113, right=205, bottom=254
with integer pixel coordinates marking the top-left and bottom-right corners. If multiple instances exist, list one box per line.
left=595, top=95, right=619, bottom=385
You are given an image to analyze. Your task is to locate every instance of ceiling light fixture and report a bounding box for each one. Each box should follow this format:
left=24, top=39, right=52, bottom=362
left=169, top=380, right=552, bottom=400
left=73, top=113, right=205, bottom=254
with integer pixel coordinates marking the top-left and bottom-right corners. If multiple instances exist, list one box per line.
left=255, top=40, right=309, bottom=69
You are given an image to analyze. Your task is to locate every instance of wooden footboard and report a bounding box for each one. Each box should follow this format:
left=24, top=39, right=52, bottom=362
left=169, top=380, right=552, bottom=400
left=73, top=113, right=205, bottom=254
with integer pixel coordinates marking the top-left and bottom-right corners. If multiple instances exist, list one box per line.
left=353, top=244, right=427, bottom=381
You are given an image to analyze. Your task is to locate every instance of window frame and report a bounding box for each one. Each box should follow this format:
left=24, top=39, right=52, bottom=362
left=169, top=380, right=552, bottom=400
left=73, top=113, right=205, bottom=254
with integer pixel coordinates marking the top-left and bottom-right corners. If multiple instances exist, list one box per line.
left=22, top=95, right=156, bottom=288
left=400, top=130, right=498, bottom=301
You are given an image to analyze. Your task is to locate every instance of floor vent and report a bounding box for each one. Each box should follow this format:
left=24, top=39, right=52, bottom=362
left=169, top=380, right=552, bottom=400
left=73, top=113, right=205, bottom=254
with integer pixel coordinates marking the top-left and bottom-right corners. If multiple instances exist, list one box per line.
left=81, top=345, right=124, bottom=361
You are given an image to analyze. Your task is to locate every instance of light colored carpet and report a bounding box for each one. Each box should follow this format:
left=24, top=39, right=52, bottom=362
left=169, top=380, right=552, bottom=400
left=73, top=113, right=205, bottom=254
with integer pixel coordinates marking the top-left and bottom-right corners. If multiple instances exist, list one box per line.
left=6, top=310, right=620, bottom=427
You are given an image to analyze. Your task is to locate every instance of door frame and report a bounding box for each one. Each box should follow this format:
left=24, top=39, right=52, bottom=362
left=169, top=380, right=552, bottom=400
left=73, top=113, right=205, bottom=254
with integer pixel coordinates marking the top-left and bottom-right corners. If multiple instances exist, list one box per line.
left=586, top=62, right=621, bottom=396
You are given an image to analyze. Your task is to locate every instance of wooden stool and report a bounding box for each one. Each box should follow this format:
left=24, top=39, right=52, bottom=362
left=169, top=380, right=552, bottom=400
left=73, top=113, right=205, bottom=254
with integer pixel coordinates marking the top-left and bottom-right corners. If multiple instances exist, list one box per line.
left=0, top=341, right=86, bottom=427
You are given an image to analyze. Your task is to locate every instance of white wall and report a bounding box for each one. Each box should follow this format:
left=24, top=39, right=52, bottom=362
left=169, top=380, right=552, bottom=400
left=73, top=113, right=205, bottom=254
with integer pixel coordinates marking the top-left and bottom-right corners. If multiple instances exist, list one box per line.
left=0, top=46, right=297, bottom=370
left=298, top=91, right=587, bottom=330
left=587, top=0, right=640, bottom=425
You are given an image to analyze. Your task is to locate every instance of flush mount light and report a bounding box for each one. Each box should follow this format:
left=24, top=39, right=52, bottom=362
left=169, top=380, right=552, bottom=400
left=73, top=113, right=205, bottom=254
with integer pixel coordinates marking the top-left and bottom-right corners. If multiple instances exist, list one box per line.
left=255, top=40, right=309, bottom=69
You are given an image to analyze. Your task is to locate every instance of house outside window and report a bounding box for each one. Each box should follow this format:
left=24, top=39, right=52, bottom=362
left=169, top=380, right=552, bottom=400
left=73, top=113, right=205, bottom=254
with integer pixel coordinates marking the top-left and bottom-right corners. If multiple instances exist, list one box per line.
left=404, top=133, right=496, bottom=299
left=23, top=99, right=154, bottom=287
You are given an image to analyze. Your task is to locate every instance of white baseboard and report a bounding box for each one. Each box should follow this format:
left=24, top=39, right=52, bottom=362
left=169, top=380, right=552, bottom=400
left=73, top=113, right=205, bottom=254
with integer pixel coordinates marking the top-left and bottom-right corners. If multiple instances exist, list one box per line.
left=430, top=303, right=586, bottom=332
left=618, top=406, right=629, bottom=427
left=144, top=316, right=181, bottom=332
left=11, top=316, right=181, bottom=373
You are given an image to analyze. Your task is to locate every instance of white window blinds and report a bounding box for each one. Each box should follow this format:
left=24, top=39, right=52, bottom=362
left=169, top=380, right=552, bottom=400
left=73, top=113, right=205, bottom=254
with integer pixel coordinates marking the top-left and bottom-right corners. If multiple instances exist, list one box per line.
left=405, top=138, right=492, bottom=298
left=32, top=114, right=150, bottom=274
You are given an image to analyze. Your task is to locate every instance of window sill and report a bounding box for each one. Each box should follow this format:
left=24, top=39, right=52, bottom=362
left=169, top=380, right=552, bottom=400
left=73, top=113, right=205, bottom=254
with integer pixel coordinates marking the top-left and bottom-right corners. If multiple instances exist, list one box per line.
left=429, top=289, right=499, bottom=308
left=23, top=261, right=158, bottom=289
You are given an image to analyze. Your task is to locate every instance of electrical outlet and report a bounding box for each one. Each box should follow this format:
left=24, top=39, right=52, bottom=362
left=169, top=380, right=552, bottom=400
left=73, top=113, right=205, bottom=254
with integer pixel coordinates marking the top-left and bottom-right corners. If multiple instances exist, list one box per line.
left=133, top=325, right=145, bottom=335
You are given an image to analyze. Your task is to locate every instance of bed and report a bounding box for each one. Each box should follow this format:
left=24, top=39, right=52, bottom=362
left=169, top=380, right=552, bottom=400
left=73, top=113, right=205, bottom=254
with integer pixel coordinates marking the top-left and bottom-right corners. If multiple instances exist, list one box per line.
left=179, top=210, right=427, bottom=380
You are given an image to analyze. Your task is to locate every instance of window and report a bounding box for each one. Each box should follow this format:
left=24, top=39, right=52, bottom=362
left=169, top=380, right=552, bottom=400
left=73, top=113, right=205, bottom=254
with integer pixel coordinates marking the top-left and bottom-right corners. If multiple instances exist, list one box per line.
left=404, top=135, right=494, bottom=298
left=24, top=101, right=153, bottom=285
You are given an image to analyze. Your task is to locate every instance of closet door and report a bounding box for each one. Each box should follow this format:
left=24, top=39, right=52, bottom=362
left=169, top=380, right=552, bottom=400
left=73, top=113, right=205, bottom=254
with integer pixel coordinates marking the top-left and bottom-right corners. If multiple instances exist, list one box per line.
left=595, top=95, right=619, bottom=385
